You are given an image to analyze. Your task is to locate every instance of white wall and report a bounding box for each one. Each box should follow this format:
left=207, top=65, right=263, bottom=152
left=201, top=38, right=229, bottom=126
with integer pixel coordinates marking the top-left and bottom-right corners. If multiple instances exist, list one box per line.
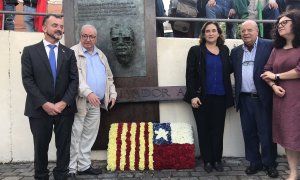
left=0, top=31, right=283, bottom=162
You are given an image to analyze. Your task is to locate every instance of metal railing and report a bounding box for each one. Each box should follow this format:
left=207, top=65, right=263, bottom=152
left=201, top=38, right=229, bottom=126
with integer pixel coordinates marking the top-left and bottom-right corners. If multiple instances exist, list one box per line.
left=0, top=10, right=277, bottom=31
left=0, top=10, right=63, bottom=30
left=156, top=17, right=277, bottom=24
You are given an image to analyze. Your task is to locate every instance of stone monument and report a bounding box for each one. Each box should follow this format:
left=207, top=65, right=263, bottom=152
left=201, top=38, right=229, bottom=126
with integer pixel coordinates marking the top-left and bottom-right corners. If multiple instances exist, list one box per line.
left=63, top=0, right=159, bottom=149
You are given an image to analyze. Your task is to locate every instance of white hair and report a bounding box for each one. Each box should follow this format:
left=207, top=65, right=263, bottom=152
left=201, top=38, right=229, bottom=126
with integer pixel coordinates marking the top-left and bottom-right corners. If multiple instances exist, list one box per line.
left=80, top=24, right=97, bottom=36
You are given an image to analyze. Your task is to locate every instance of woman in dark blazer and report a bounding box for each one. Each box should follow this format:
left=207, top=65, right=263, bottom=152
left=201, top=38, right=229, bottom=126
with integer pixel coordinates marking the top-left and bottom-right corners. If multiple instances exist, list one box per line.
left=184, top=21, right=234, bottom=173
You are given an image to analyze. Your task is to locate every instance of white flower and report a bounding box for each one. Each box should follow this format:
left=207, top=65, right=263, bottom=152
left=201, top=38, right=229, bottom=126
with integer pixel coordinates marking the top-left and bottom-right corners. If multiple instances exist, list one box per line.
left=154, top=128, right=169, bottom=141
left=170, top=123, right=194, bottom=144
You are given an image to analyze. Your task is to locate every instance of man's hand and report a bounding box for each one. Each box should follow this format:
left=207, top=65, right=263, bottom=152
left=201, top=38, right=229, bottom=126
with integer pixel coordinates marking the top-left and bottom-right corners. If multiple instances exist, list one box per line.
left=87, top=93, right=101, bottom=107
left=228, top=9, right=236, bottom=18
left=108, top=98, right=116, bottom=109
left=54, top=101, right=67, bottom=113
left=42, top=102, right=58, bottom=116
left=269, top=1, right=278, bottom=9
left=191, top=97, right=202, bottom=108
left=207, top=0, right=216, bottom=7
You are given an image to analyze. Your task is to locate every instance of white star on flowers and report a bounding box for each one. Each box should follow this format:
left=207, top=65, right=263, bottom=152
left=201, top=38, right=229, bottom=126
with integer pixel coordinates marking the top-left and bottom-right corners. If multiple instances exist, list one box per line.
left=155, top=128, right=169, bottom=141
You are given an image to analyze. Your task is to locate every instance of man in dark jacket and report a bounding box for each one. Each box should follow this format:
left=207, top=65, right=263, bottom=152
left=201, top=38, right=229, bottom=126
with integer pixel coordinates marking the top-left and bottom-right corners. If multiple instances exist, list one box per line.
left=231, top=20, right=278, bottom=178
left=21, top=15, right=79, bottom=180
left=4, top=0, right=18, bottom=30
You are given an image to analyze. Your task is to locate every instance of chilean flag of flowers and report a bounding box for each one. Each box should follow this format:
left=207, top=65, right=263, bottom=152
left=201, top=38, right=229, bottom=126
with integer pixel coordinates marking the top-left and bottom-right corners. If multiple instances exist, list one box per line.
left=107, top=122, right=195, bottom=171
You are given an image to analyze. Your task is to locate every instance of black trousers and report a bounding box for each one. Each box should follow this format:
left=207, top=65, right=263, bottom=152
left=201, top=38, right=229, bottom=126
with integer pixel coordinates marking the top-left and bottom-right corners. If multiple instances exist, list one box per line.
left=29, top=115, right=74, bottom=180
left=192, top=95, right=226, bottom=163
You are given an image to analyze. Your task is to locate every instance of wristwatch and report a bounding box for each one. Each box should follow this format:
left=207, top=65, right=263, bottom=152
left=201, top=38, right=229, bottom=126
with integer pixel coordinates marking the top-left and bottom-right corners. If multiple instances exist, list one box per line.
left=275, top=74, right=280, bottom=80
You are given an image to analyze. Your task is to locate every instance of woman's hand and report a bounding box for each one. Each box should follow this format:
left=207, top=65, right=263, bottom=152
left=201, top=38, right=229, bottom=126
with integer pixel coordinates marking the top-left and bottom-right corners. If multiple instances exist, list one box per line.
left=272, top=85, right=286, bottom=97
left=261, top=71, right=276, bottom=81
left=191, top=97, right=202, bottom=108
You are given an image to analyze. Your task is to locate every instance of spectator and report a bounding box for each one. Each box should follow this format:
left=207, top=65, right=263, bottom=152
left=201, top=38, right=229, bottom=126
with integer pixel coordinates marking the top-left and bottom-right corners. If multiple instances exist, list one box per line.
left=168, top=0, right=197, bottom=38
left=34, top=0, right=47, bottom=32
left=4, top=0, right=18, bottom=30
left=261, top=10, right=300, bottom=180
left=23, top=0, right=37, bottom=32
left=184, top=22, right=234, bottom=173
left=156, top=0, right=165, bottom=37
left=194, top=0, right=208, bottom=38
left=233, top=0, right=282, bottom=39
left=285, top=0, right=300, bottom=10
left=0, top=0, right=3, bottom=30
left=205, top=0, right=237, bottom=38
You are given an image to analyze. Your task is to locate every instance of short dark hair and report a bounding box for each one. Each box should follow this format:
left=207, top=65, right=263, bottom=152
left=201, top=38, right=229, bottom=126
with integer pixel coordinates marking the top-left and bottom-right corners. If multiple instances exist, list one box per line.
left=272, top=10, right=300, bottom=48
left=42, top=14, right=63, bottom=26
left=199, top=21, right=225, bottom=47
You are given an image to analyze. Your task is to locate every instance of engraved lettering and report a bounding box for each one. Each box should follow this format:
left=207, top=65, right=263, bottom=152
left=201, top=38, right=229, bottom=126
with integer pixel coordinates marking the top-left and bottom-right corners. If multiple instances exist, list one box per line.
left=141, top=89, right=151, bottom=97
left=161, top=88, right=171, bottom=97
left=152, top=89, right=162, bottom=97
left=177, top=88, right=185, bottom=96
left=77, top=2, right=137, bottom=21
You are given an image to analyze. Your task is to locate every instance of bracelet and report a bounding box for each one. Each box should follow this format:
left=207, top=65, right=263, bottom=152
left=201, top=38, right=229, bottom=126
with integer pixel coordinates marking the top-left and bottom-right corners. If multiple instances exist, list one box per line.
left=271, top=83, right=276, bottom=87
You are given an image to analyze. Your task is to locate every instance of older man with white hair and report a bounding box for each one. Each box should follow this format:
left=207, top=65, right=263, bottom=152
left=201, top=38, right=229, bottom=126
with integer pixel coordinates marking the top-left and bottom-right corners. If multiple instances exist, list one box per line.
left=68, top=24, right=117, bottom=179
left=231, top=20, right=278, bottom=178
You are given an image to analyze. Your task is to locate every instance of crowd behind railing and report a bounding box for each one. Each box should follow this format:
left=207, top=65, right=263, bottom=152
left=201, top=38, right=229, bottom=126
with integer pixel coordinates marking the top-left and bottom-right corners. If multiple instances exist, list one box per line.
left=156, top=0, right=300, bottom=39
left=1, top=0, right=300, bottom=39
left=0, top=0, right=62, bottom=31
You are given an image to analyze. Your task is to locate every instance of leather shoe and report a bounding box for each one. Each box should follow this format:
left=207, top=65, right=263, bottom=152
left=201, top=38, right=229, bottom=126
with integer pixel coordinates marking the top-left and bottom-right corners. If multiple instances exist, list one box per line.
left=245, top=164, right=263, bottom=175
left=265, top=166, right=279, bottom=178
left=78, top=166, right=102, bottom=175
left=67, top=173, right=77, bottom=180
left=204, top=162, right=213, bottom=173
left=213, top=161, right=224, bottom=172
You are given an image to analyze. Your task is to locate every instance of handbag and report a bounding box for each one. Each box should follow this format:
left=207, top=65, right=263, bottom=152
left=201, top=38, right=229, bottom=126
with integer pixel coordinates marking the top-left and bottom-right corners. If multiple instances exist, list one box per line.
left=173, top=21, right=190, bottom=33
left=175, top=0, right=198, bottom=18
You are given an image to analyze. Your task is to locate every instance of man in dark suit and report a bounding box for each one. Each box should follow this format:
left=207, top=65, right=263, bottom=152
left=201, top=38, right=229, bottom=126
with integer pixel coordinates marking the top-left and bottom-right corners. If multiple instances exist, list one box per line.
left=230, top=20, right=278, bottom=178
left=21, top=14, right=79, bottom=180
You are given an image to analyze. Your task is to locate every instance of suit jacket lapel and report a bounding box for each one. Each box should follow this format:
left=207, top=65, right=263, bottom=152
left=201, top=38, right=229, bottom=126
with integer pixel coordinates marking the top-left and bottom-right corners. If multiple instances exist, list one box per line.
left=236, top=46, right=244, bottom=85
left=56, top=43, right=64, bottom=75
left=254, top=38, right=264, bottom=75
left=37, top=41, right=52, bottom=76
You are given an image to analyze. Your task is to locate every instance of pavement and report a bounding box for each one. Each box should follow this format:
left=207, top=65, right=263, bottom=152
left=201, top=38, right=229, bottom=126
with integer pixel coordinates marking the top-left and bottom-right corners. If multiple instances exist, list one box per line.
left=0, top=157, right=291, bottom=180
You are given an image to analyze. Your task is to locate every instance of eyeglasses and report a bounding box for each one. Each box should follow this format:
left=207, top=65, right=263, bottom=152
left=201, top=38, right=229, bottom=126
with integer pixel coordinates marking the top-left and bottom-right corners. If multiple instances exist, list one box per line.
left=276, top=20, right=292, bottom=29
left=81, top=34, right=96, bottom=40
left=242, top=60, right=254, bottom=66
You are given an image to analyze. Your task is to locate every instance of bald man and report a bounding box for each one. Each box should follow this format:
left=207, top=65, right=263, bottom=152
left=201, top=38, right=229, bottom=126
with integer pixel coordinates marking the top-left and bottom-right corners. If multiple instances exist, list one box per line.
left=230, top=20, right=278, bottom=178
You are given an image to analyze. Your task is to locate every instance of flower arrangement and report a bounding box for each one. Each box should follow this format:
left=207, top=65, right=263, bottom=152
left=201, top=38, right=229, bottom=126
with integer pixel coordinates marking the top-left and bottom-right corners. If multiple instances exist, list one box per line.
left=107, top=122, right=195, bottom=171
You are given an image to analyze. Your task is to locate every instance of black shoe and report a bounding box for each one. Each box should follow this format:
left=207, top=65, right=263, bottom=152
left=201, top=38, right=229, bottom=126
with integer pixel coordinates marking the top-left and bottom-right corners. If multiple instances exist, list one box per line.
left=213, top=161, right=224, bottom=172
left=67, top=173, right=77, bottom=180
left=204, top=162, right=213, bottom=173
left=78, top=166, right=102, bottom=175
left=245, top=164, right=263, bottom=175
left=265, top=166, right=279, bottom=178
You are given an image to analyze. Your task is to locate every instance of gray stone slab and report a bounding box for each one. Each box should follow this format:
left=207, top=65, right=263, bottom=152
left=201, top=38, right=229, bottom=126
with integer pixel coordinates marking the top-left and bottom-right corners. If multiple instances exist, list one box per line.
left=219, top=176, right=238, bottom=180
left=171, top=171, right=190, bottom=177
left=2, top=177, right=21, bottom=180
left=198, top=176, right=218, bottom=180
